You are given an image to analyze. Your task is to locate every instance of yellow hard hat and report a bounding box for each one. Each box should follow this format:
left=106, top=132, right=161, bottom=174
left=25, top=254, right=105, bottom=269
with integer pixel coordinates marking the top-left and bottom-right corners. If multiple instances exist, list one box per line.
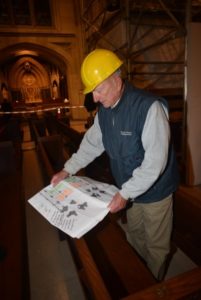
left=81, top=49, right=123, bottom=94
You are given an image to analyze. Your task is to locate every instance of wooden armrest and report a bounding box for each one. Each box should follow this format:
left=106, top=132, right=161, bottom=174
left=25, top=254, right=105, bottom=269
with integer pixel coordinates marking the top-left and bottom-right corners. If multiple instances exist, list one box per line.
left=74, top=238, right=112, bottom=300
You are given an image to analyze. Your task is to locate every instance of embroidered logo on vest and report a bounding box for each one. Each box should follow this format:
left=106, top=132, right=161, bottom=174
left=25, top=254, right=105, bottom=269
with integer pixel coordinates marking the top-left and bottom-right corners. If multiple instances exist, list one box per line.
left=120, top=131, right=132, bottom=136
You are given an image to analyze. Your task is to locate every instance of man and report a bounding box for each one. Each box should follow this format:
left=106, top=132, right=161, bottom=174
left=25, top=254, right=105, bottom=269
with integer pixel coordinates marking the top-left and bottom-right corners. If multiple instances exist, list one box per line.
left=51, top=48, right=179, bottom=280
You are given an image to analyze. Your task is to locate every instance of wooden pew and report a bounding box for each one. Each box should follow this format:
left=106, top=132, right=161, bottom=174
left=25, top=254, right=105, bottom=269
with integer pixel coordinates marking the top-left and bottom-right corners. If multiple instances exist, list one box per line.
left=0, top=118, right=23, bottom=168
left=70, top=226, right=156, bottom=300
left=173, top=185, right=201, bottom=266
left=0, top=117, right=22, bottom=143
left=37, top=134, right=68, bottom=183
left=71, top=217, right=156, bottom=300
left=122, top=266, right=201, bottom=300
left=0, top=140, right=17, bottom=174
left=44, top=112, right=59, bottom=135
left=29, top=118, right=47, bottom=142
left=73, top=237, right=112, bottom=300
left=55, top=119, right=83, bottom=155
left=0, top=141, right=29, bottom=300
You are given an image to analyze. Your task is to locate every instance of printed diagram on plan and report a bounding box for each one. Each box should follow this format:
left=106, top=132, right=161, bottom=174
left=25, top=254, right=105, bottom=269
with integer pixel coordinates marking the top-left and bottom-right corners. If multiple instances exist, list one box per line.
left=28, top=176, right=118, bottom=238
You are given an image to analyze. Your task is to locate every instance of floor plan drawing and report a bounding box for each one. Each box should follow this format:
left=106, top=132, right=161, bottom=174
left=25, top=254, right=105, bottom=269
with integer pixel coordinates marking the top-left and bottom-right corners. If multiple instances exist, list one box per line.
left=28, top=176, right=118, bottom=238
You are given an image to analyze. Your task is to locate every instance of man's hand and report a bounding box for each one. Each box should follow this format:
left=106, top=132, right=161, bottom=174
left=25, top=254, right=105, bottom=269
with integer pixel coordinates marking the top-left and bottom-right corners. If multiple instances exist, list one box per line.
left=108, top=192, right=127, bottom=213
left=51, top=170, right=69, bottom=187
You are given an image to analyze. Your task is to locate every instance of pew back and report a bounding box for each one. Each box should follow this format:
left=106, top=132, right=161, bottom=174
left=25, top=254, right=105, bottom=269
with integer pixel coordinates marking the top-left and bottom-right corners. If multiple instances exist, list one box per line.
left=173, top=185, right=201, bottom=265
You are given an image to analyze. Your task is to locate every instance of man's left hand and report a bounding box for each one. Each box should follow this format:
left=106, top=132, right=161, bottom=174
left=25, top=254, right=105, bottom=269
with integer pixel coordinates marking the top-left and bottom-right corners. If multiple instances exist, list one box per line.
left=108, top=192, right=127, bottom=213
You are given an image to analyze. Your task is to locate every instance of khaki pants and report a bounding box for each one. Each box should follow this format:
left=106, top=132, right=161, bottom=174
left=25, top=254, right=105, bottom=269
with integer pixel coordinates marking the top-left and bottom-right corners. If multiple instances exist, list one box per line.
left=126, top=195, right=173, bottom=280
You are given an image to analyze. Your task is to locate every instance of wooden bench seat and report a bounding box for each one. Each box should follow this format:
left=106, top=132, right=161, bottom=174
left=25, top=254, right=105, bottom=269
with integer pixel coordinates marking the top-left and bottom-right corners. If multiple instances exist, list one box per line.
left=173, top=185, right=201, bottom=266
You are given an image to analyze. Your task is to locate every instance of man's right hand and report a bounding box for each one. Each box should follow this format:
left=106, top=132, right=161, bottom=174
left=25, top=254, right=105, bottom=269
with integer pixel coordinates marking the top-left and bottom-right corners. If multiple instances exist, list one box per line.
left=51, top=170, right=69, bottom=186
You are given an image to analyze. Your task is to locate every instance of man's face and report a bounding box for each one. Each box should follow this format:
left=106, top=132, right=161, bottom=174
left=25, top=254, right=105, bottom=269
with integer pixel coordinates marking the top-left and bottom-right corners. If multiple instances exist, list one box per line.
left=92, top=74, right=122, bottom=108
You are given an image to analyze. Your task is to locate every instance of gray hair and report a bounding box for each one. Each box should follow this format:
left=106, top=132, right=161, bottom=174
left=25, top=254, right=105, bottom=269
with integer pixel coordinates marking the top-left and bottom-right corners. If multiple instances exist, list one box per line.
left=114, top=68, right=122, bottom=77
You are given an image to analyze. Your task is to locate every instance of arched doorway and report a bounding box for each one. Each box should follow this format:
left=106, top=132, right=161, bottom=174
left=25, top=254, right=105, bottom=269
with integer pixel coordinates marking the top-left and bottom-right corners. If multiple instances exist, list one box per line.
left=0, top=43, right=69, bottom=107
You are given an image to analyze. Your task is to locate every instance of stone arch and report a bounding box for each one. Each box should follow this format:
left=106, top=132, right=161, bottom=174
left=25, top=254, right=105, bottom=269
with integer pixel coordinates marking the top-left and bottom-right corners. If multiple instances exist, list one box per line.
left=0, top=42, right=78, bottom=103
left=8, top=56, right=51, bottom=103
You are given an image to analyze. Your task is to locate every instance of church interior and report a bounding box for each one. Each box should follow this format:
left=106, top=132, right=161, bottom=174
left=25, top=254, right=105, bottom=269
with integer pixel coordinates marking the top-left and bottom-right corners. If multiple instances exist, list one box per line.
left=1, top=0, right=201, bottom=299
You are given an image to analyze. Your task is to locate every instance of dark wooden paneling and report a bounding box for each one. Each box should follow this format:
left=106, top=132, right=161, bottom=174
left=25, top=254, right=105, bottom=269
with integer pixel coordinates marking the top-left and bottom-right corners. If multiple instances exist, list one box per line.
left=173, top=185, right=201, bottom=265
left=0, top=141, right=29, bottom=300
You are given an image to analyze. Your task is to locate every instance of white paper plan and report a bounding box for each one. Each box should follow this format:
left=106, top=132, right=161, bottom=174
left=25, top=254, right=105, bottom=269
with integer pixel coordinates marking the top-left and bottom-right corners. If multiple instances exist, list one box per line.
left=28, top=176, right=118, bottom=238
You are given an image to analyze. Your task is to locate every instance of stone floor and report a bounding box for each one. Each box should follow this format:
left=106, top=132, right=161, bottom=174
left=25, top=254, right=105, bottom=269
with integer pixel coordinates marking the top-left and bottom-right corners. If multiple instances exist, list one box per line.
left=22, top=122, right=85, bottom=300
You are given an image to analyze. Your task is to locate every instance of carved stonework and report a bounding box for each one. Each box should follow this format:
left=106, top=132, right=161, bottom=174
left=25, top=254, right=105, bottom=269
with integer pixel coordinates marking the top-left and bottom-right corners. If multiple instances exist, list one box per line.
left=21, top=64, right=42, bottom=103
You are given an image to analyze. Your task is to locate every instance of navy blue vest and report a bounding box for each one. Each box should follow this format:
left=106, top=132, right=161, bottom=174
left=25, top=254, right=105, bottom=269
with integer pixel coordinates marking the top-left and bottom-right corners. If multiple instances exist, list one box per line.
left=98, top=81, right=179, bottom=203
